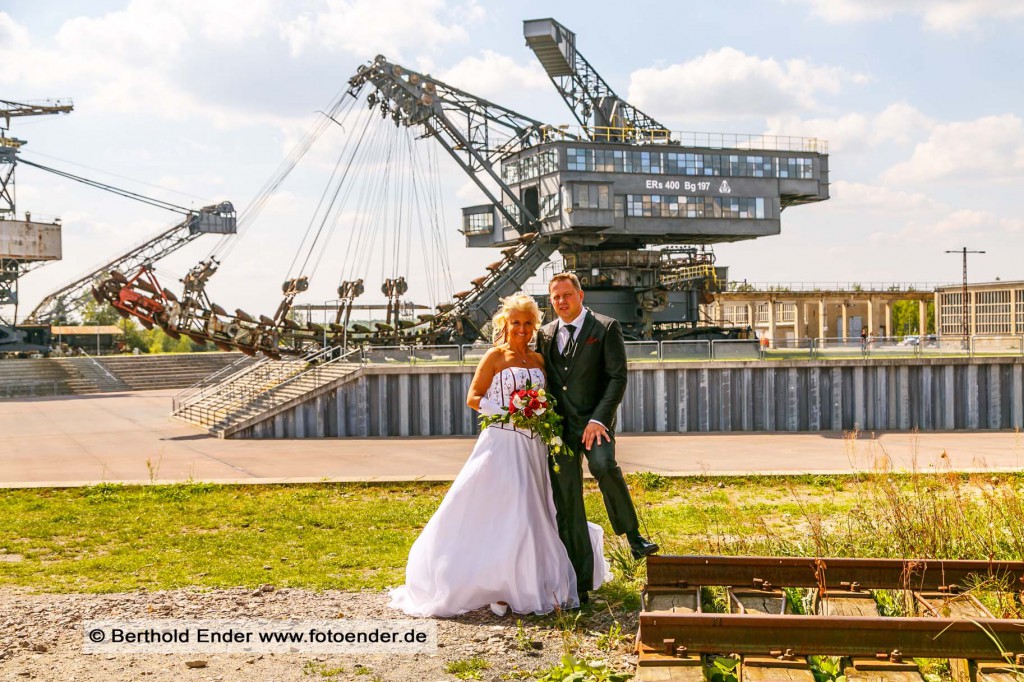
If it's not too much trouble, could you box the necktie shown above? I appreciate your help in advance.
[562,323,577,358]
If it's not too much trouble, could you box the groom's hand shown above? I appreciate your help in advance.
[582,421,610,451]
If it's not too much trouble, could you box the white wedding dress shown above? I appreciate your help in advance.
[388,366,610,617]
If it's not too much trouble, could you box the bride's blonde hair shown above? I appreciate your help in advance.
[491,293,542,345]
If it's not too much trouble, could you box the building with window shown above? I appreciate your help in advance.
[935,281,1024,337]
[703,285,934,345]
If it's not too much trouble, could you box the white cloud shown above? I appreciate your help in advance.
[0,11,30,49]
[438,50,548,102]
[281,0,481,59]
[766,113,871,153]
[883,114,1024,183]
[791,0,1024,32]
[0,0,484,129]
[766,103,934,153]
[627,48,867,123]
[831,180,939,212]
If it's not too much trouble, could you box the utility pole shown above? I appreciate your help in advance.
[945,247,985,345]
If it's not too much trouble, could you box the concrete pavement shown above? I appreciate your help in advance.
[1,389,1022,488]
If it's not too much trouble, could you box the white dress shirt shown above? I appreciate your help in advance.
[555,308,607,430]
[557,308,588,354]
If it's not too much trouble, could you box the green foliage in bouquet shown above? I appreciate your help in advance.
[479,381,575,472]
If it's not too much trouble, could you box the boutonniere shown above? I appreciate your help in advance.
[585,336,599,345]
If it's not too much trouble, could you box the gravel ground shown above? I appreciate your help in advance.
[0,587,638,681]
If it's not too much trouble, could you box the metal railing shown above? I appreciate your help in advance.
[177,347,362,433]
[172,346,336,424]
[172,353,257,412]
[539,125,828,153]
[340,335,1024,366]
[725,281,951,293]
[169,333,1024,423]
[75,349,124,388]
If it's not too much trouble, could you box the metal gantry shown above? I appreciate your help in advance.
[90,16,830,358]
[524,18,671,139]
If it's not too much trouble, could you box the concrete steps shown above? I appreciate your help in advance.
[95,353,244,391]
[0,359,72,398]
[53,357,128,394]
[171,351,362,437]
[0,352,245,398]
[211,362,362,437]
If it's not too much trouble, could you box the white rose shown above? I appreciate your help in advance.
[551,435,563,447]
[534,406,546,416]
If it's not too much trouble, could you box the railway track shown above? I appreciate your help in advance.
[637,555,1024,682]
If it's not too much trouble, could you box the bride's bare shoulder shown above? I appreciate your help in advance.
[478,346,508,372]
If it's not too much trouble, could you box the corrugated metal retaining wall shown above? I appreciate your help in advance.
[233,358,1024,438]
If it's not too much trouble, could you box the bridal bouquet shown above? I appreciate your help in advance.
[479,382,574,472]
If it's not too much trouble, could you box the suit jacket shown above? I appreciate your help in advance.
[537,309,628,433]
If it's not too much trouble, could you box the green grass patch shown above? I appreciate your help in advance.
[445,656,490,679]
[2,470,1023,594]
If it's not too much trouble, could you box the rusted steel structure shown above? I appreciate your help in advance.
[636,555,1024,682]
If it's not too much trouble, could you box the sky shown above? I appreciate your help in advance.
[3,0,1024,319]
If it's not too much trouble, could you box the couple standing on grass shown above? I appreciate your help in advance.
[388,272,658,618]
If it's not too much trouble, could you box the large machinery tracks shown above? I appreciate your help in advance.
[637,555,1024,682]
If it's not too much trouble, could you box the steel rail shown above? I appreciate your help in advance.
[646,555,1024,591]
[638,613,1024,660]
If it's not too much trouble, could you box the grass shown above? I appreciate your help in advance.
[444,656,490,679]
[2,468,1024,593]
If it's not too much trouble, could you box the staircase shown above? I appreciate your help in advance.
[0,359,72,398]
[95,352,245,391]
[0,352,247,399]
[171,347,363,437]
[53,356,129,393]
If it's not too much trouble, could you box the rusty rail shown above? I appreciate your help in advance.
[646,555,1024,592]
[637,555,1024,682]
[639,613,1024,660]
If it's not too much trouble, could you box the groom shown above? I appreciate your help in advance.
[537,273,658,602]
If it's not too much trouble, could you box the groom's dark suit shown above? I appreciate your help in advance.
[537,309,639,593]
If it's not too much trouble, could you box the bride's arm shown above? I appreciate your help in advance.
[466,348,501,412]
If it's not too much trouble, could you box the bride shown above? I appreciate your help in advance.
[388,294,608,618]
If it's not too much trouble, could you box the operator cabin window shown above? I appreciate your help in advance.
[571,184,610,210]
[463,211,493,235]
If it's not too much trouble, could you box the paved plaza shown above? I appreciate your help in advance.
[1,389,1021,488]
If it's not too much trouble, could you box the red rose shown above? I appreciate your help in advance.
[509,404,518,414]
[523,408,534,417]
[529,398,541,410]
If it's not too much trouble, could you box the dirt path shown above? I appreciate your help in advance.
[0,587,637,681]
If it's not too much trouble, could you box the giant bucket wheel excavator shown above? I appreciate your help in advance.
[78,17,829,359]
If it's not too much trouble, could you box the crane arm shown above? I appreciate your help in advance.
[348,55,577,230]
[524,18,669,139]
[0,98,74,131]
[26,202,235,324]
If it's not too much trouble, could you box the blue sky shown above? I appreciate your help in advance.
[3,0,1024,316]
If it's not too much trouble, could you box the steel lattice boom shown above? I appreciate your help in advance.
[524,19,669,139]
[27,202,236,325]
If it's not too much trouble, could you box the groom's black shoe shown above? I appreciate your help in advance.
[627,533,659,560]
[578,591,589,605]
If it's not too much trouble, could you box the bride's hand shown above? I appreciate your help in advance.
[478,398,507,416]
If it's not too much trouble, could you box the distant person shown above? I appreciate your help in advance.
[860,327,869,352]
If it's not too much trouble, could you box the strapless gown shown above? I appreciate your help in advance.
[388,366,610,617]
